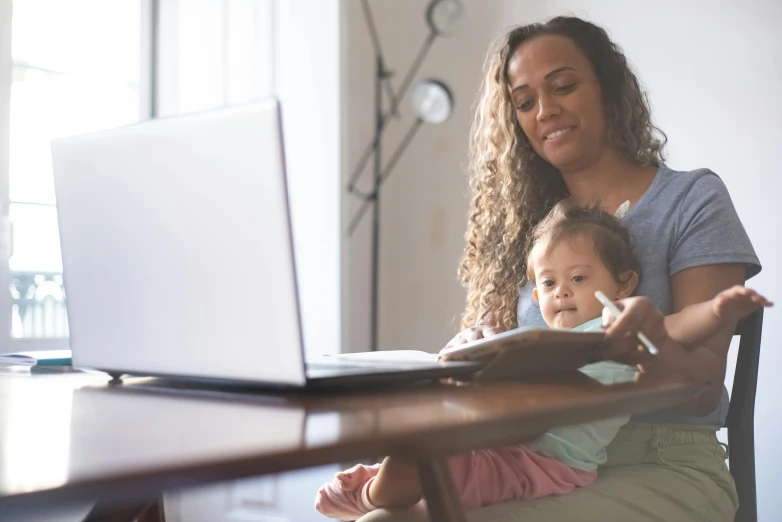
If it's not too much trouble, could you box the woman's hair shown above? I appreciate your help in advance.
[525,199,641,287]
[459,16,665,330]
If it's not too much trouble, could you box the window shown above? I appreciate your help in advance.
[8,0,145,339]
[157,0,275,117]
[3,0,275,344]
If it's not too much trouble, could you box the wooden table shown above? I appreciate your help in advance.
[0,368,702,522]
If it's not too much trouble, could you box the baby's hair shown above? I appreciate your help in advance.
[526,199,641,287]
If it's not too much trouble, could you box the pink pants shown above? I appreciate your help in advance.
[448,445,596,509]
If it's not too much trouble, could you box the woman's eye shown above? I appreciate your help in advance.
[516,98,535,112]
[554,83,577,94]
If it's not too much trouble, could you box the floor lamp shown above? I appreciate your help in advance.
[347,0,464,352]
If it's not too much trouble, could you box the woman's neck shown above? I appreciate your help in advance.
[560,152,657,213]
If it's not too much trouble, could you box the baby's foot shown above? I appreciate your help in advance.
[315,463,381,520]
[335,463,381,492]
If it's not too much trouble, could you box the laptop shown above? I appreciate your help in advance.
[50,100,480,389]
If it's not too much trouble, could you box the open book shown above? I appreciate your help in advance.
[321,350,440,364]
[322,327,608,368]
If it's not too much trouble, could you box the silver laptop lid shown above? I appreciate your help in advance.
[52,100,306,385]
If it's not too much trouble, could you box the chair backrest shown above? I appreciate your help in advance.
[724,308,764,522]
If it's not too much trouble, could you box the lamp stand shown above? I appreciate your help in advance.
[370,53,385,353]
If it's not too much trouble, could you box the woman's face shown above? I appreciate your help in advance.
[506,34,608,172]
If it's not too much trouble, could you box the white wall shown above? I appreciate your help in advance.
[344,0,782,519]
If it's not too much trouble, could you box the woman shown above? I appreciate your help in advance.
[361,15,760,522]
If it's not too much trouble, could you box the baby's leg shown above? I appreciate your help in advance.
[316,446,596,518]
[368,457,422,508]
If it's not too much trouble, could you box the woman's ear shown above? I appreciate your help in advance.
[533,288,539,302]
[617,271,639,298]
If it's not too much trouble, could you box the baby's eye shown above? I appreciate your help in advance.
[542,280,555,288]
[572,275,586,283]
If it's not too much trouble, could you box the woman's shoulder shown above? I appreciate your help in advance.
[655,165,728,197]
[651,164,760,277]
[638,165,733,217]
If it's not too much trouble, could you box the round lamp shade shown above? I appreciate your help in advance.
[426,0,464,38]
[410,79,453,124]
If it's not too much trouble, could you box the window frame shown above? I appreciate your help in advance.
[0,0,156,350]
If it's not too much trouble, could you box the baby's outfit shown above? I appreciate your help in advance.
[315,317,636,520]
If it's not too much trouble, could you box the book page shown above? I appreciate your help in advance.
[315,350,439,365]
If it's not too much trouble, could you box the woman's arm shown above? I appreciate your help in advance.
[603,263,747,416]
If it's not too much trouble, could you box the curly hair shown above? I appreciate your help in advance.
[458,16,666,330]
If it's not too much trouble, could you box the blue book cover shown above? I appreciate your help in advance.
[0,350,72,367]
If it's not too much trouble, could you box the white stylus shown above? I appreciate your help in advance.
[594,290,658,355]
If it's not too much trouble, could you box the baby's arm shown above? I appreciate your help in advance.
[664,286,772,347]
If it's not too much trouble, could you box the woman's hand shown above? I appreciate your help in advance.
[441,325,504,351]
[602,296,704,382]
[601,296,673,370]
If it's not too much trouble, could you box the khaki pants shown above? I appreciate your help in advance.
[358,423,738,522]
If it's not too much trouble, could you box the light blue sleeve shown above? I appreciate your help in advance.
[526,415,629,471]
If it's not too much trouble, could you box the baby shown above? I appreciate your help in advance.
[315,199,772,520]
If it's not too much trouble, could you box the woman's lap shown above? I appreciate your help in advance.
[357,423,737,522]
[358,464,734,522]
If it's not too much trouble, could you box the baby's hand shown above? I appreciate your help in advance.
[712,286,773,322]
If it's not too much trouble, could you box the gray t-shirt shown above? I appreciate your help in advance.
[517,165,761,426]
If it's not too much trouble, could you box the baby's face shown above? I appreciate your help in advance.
[529,237,623,329]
